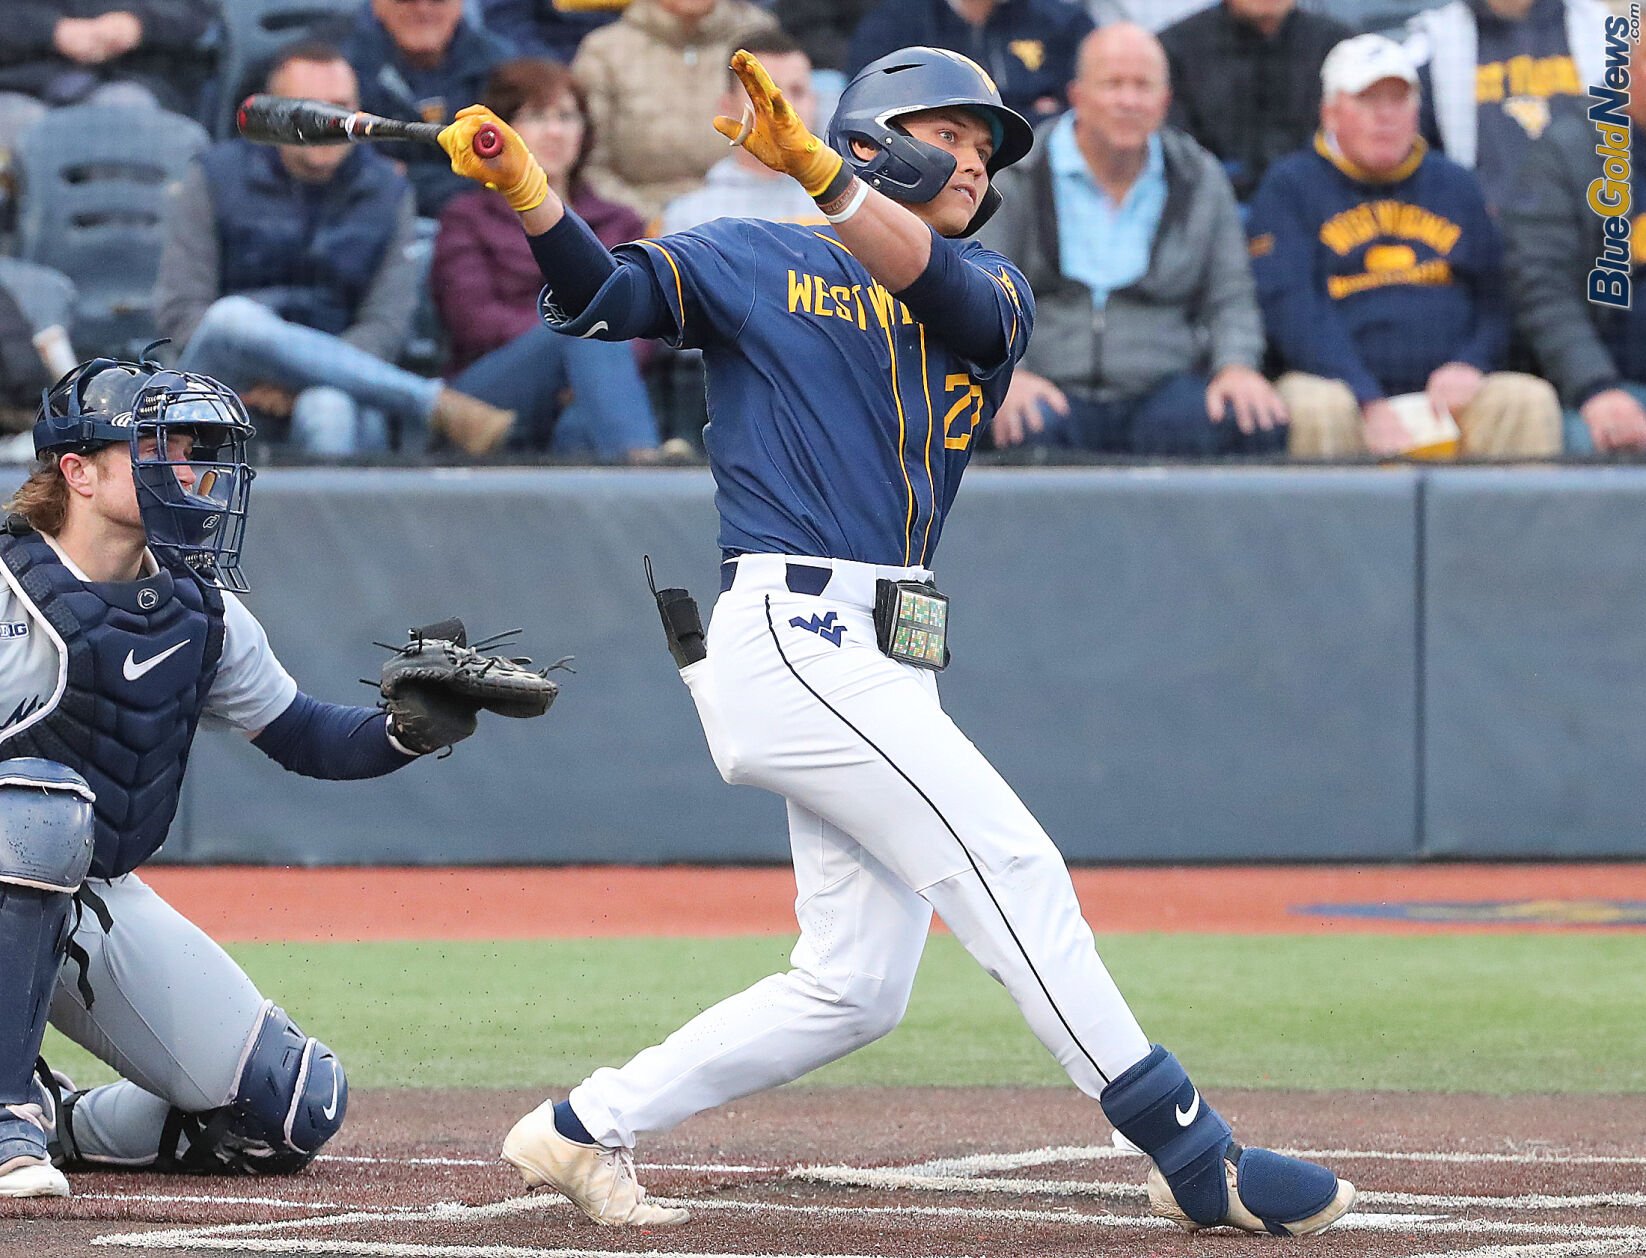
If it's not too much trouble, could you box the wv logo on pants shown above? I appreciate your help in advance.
[790,610,847,646]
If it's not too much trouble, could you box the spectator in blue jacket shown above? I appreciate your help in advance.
[153,41,515,457]
[478,0,622,63]
[847,0,1093,119]
[1248,33,1559,457]
[342,0,514,216]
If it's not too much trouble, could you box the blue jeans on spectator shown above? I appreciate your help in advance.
[1561,382,1646,455]
[179,296,437,455]
[1029,371,1286,455]
[452,322,658,459]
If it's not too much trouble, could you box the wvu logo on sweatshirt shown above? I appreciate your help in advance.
[1318,201,1464,299]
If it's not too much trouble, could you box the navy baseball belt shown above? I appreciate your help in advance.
[720,555,950,671]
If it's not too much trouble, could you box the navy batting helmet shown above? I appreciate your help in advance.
[827,47,1034,237]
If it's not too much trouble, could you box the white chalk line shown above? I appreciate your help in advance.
[88,1140,1646,1256]
[77,1192,366,1210]
[1403,1243,1646,1258]
[321,1155,774,1174]
[794,1166,1646,1212]
[897,1143,1646,1174]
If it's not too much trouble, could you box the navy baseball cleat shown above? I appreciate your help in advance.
[1101,1046,1356,1237]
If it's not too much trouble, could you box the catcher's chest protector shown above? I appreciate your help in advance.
[0,529,225,878]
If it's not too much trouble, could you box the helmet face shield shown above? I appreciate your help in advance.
[827,47,1035,237]
[129,371,256,592]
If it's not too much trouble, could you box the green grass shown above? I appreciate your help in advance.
[43,932,1646,1095]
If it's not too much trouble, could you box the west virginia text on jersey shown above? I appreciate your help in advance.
[548,219,1032,569]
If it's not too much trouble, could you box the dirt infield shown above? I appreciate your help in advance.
[7,864,1643,1257]
[7,1086,1646,1258]
[140,862,1646,941]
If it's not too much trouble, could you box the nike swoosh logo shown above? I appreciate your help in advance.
[122,640,189,682]
[1175,1090,1200,1127]
[577,321,610,339]
[321,1070,340,1121]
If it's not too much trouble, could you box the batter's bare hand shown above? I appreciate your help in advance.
[438,105,548,213]
[1580,387,1646,453]
[1206,365,1287,435]
[713,50,843,197]
[994,369,1068,449]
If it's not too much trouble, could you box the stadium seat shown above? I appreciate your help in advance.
[13,106,210,358]
[211,0,364,139]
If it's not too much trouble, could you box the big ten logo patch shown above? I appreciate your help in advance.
[0,622,28,640]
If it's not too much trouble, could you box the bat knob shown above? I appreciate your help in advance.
[472,124,503,159]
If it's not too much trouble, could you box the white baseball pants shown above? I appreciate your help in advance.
[569,554,1150,1148]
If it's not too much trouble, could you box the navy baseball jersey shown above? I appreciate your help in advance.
[547,219,1033,567]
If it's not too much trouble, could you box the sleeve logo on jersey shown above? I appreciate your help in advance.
[0,622,29,639]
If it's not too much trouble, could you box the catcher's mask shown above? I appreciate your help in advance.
[827,46,1034,238]
[127,369,256,593]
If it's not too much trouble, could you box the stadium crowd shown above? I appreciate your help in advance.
[0,0,1634,461]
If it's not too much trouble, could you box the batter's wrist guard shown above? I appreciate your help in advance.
[812,164,855,210]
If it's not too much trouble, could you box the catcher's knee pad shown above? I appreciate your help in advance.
[0,759,96,894]
[159,1001,346,1175]
[1100,1045,1344,1236]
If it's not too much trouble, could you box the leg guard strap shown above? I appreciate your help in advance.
[1100,1045,1232,1226]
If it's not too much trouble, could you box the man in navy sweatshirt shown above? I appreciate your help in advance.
[1247,33,1559,458]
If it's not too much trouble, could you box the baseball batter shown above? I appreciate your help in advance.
[439,47,1357,1238]
[0,359,553,1198]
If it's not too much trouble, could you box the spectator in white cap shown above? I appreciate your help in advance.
[1245,33,1560,459]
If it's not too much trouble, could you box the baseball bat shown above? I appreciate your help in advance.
[237,95,503,158]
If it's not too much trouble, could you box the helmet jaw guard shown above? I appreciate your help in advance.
[129,371,256,593]
[827,47,1034,238]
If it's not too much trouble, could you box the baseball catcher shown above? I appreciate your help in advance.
[0,357,558,1198]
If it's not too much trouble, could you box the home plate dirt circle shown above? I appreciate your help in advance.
[9,1086,1646,1258]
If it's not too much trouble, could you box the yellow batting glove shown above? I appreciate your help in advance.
[438,105,549,213]
[712,50,845,199]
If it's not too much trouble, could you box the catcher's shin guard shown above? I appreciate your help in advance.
[1100,1046,1355,1237]
[0,760,94,1173]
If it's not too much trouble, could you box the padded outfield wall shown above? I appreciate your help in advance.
[7,464,1644,864]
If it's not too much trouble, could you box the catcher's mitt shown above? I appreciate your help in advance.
[378,618,563,755]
